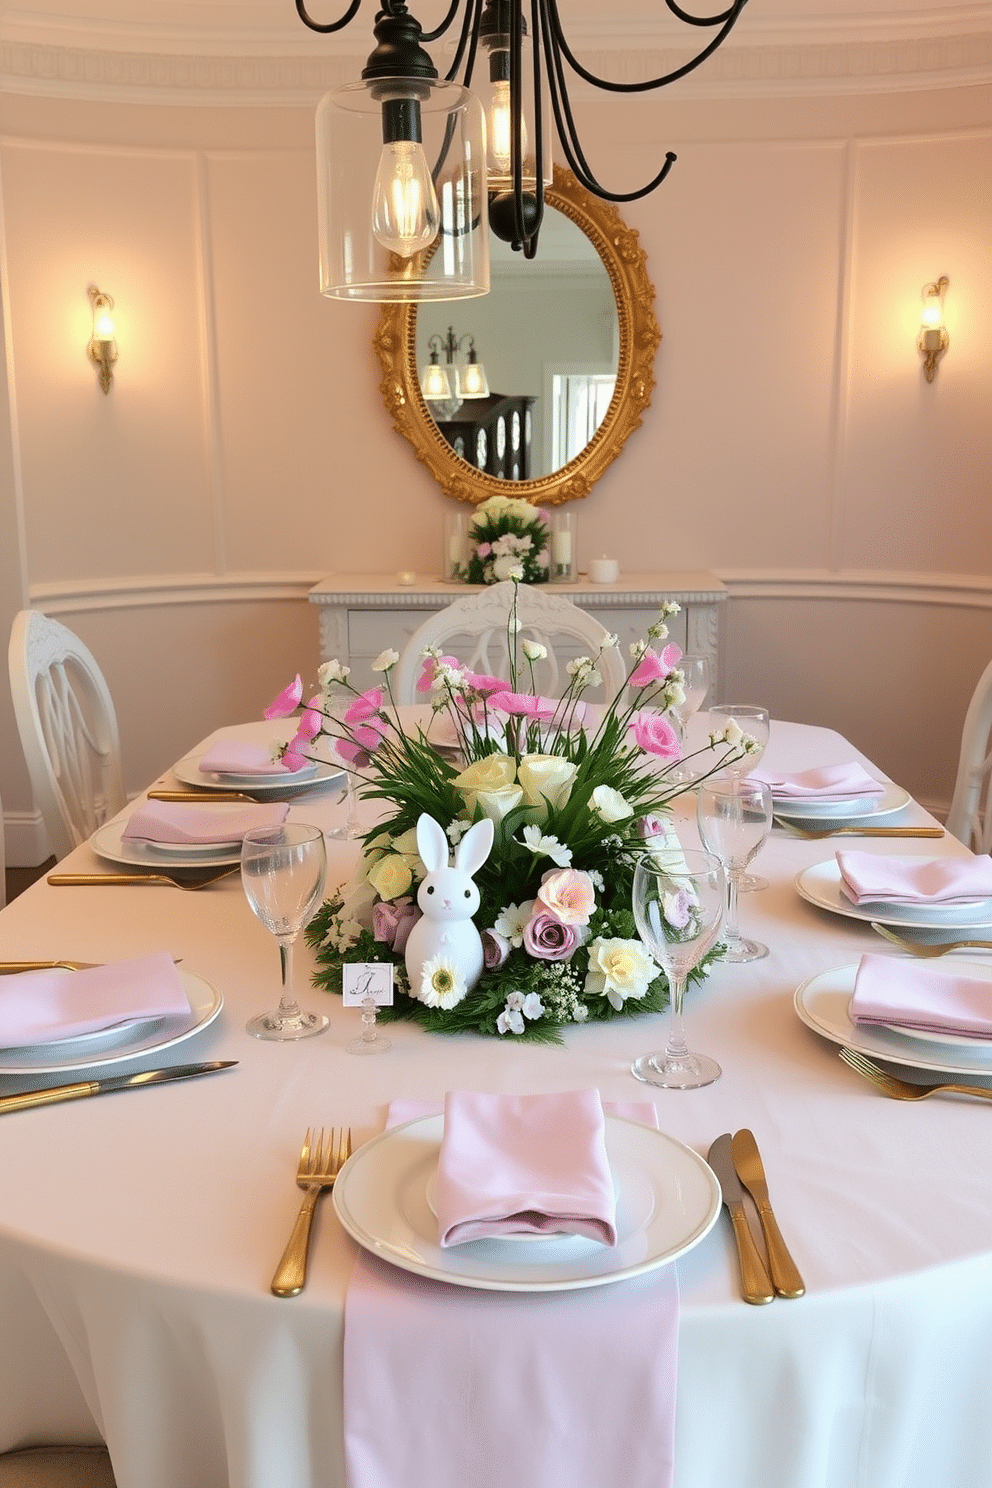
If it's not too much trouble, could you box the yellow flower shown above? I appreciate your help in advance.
[517,754,577,819]
[367,853,414,902]
[583,937,655,1011]
[454,755,520,821]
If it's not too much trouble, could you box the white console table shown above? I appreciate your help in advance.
[308,573,726,694]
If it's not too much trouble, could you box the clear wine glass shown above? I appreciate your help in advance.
[631,845,726,1090]
[697,778,773,963]
[708,703,770,889]
[241,822,329,1041]
[669,654,710,783]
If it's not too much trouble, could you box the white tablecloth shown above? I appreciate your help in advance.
[2,717,992,1488]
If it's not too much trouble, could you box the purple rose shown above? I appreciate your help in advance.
[482,929,511,970]
[523,910,581,962]
[372,896,419,952]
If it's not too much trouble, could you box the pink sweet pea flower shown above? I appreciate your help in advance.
[345,688,383,725]
[487,690,557,721]
[416,655,459,693]
[280,749,308,772]
[264,674,303,719]
[628,710,681,760]
[295,707,324,745]
[660,643,683,673]
[466,672,506,696]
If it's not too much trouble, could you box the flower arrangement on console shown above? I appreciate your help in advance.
[462,495,549,585]
[266,581,754,1042]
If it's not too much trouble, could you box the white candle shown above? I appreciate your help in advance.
[551,531,572,566]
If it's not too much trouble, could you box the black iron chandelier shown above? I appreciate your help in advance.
[296,0,748,302]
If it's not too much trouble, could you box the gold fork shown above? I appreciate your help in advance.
[839,1047,992,1102]
[271,1127,352,1297]
[47,868,239,891]
[870,922,992,957]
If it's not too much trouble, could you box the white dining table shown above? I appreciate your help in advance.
[2,714,992,1488]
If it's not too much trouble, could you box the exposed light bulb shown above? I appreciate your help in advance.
[920,294,943,329]
[371,139,441,258]
[93,307,116,341]
[487,78,527,178]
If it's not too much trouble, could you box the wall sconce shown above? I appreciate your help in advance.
[87,285,118,394]
[419,324,490,407]
[918,276,949,383]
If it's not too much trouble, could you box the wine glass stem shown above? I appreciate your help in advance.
[277,936,303,1020]
[665,974,690,1060]
[725,873,742,942]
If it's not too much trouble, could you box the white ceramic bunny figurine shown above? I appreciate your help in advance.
[404,812,495,1003]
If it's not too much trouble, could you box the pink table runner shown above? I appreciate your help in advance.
[343,1097,679,1488]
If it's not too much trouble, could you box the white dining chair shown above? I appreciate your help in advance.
[0,1446,117,1486]
[393,581,627,704]
[945,656,992,854]
[7,610,126,862]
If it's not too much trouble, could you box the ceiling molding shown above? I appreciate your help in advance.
[2,19,991,105]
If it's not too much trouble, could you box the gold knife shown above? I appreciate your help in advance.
[774,820,943,838]
[0,1061,237,1115]
[0,960,102,973]
[731,1129,805,1298]
[706,1134,774,1304]
[147,790,257,803]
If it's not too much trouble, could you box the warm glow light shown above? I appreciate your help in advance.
[920,293,943,329]
[487,79,527,177]
[457,357,489,399]
[917,275,949,383]
[371,139,441,258]
[421,358,453,401]
[93,306,116,341]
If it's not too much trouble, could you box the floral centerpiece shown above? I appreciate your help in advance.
[462,495,549,585]
[266,581,753,1042]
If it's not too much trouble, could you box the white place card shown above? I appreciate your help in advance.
[342,962,395,1008]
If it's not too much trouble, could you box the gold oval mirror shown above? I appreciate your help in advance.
[373,164,660,506]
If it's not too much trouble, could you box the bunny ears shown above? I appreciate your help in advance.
[416,813,494,877]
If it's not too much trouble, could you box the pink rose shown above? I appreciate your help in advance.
[264,674,303,719]
[482,929,511,970]
[537,867,596,926]
[476,541,492,557]
[372,897,419,953]
[523,910,581,961]
[628,710,681,760]
[629,649,670,689]
[637,814,668,839]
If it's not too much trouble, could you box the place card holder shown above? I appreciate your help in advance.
[343,962,393,1055]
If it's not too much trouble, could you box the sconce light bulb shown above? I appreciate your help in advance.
[421,359,453,401]
[93,308,116,341]
[920,296,942,329]
[371,139,441,258]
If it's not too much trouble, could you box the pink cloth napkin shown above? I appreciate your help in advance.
[343,1098,679,1488]
[122,800,289,846]
[0,951,190,1047]
[752,764,885,800]
[836,851,992,907]
[198,740,304,775]
[850,952,992,1038]
[435,1089,617,1246]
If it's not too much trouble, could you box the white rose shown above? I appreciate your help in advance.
[317,659,350,685]
[367,853,414,902]
[583,937,655,1011]
[590,784,633,823]
[517,754,577,818]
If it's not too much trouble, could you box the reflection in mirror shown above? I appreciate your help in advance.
[416,214,619,481]
[374,165,659,507]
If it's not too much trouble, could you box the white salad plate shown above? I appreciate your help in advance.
[795,859,992,930]
[91,822,242,870]
[332,1113,721,1292]
[173,753,344,794]
[0,970,223,1075]
[772,782,910,823]
[794,964,992,1076]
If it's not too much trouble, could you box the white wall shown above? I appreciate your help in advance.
[0,55,989,861]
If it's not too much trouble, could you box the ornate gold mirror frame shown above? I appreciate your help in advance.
[373,165,660,507]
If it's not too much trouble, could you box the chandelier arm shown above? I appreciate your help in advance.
[294,0,363,33]
[543,25,677,202]
[439,0,483,84]
[543,0,746,92]
[420,0,470,45]
[664,0,744,27]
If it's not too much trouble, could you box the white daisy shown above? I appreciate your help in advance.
[419,954,468,1010]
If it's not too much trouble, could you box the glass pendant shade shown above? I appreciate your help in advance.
[477,8,553,195]
[421,355,454,401]
[315,78,490,302]
[456,349,489,399]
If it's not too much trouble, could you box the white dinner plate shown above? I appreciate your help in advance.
[173,752,344,795]
[332,1113,721,1292]
[795,859,992,930]
[91,821,242,870]
[0,970,223,1075]
[773,782,910,823]
[794,964,992,1076]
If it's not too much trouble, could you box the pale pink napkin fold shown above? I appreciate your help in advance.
[753,764,884,800]
[343,1097,679,1488]
[0,951,190,1047]
[198,740,303,775]
[123,800,289,845]
[836,851,992,907]
[850,952,992,1038]
[435,1088,617,1246]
